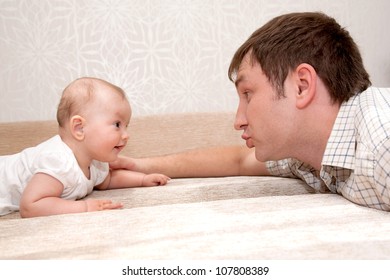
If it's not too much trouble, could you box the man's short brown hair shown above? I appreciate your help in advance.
[228,12,371,103]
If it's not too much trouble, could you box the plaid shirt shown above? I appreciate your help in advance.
[266,87,390,211]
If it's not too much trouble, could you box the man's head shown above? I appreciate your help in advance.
[228,12,371,103]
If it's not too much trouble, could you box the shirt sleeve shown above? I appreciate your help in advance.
[32,150,75,188]
[374,137,390,205]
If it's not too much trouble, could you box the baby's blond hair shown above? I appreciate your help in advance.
[57,77,126,127]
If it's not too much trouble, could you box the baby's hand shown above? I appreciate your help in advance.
[85,199,123,212]
[142,174,171,186]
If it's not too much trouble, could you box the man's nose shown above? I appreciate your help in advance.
[234,107,247,131]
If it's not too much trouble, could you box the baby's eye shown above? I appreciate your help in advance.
[114,122,121,128]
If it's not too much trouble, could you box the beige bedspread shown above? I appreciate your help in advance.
[1,176,390,259]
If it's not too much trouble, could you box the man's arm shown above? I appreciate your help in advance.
[112,145,270,178]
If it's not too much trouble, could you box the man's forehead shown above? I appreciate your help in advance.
[235,55,260,87]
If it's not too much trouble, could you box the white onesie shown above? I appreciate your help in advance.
[0,135,109,216]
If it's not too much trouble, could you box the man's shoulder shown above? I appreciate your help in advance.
[357,87,390,107]
[355,87,390,148]
[356,87,390,119]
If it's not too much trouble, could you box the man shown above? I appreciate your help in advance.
[114,12,390,211]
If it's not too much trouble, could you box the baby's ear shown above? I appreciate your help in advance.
[69,115,85,140]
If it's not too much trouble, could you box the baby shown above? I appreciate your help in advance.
[0,77,170,218]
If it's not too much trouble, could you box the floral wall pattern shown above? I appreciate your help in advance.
[1,0,389,122]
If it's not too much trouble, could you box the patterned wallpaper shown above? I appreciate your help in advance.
[1,0,389,122]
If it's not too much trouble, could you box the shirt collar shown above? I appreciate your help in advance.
[321,95,359,170]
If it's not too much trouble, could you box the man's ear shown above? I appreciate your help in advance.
[294,63,317,109]
[69,115,85,141]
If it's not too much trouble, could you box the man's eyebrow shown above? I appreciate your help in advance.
[234,75,244,88]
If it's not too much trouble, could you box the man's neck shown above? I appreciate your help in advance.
[295,103,340,171]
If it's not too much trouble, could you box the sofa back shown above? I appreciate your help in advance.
[0,112,242,157]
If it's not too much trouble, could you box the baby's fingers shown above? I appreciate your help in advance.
[101,200,123,210]
[86,199,123,211]
[158,175,171,185]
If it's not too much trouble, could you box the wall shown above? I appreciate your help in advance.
[1,0,389,122]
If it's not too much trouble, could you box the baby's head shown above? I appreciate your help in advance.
[57,77,130,128]
[57,77,131,162]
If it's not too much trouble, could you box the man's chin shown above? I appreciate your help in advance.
[254,149,273,163]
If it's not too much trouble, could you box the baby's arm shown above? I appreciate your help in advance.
[96,169,170,190]
[19,173,122,218]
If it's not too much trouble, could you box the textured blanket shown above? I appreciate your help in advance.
[1,176,389,259]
